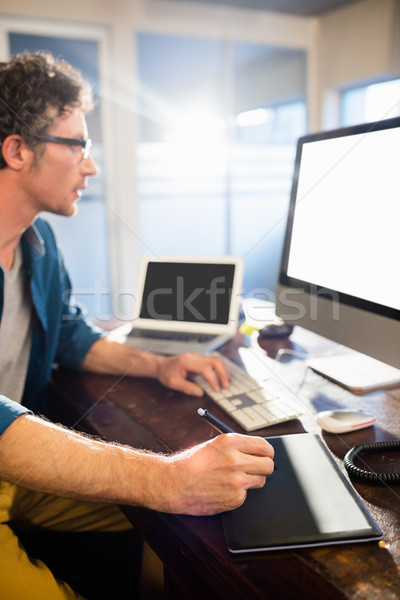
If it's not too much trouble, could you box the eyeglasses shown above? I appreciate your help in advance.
[39,135,92,159]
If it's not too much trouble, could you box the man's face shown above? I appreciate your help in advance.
[25,107,98,217]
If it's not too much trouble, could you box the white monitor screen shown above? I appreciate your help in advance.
[287,127,400,312]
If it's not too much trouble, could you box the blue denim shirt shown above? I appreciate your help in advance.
[0,218,103,424]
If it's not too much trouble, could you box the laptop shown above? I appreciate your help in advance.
[125,256,243,354]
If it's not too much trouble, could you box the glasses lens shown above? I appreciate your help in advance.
[82,139,92,159]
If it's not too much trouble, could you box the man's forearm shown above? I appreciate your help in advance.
[81,337,163,379]
[0,414,169,510]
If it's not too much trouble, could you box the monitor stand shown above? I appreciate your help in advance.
[307,349,400,395]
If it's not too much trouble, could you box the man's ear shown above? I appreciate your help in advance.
[1,135,32,170]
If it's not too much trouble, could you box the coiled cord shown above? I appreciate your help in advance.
[344,440,400,484]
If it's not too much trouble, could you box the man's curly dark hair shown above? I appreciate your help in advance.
[0,52,94,168]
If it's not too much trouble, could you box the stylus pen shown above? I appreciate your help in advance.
[197,408,277,470]
[197,407,236,433]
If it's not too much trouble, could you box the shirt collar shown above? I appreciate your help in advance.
[22,222,45,259]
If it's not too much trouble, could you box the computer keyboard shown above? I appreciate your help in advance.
[128,329,216,342]
[194,355,303,432]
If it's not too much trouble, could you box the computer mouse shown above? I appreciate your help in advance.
[316,408,376,434]
[258,322,294,339]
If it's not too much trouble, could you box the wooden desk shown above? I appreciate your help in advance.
[49,328,400,600]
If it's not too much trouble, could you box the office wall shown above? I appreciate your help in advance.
[319,0,400,89]
[317,0,400,127]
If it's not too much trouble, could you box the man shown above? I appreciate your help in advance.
[0,52,275,599]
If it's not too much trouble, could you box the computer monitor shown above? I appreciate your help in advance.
[275,116,400,393]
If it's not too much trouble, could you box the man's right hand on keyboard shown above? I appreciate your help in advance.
[156,352,230,397]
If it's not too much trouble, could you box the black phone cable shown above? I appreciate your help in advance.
[344,440,400,484]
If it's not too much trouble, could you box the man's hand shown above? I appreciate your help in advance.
[83,339,230,397]
[82,338,229,396]
[155,353,229,396]
[150,433,275,515]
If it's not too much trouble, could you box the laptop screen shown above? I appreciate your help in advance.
[139,261,236,324]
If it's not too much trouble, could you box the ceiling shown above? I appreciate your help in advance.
[158,0,364,17]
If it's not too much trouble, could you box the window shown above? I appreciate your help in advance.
[8,29,111,320]
[137,33,306,297]
[341,79,400,126]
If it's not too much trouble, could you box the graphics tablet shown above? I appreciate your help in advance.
[222,433,382,553]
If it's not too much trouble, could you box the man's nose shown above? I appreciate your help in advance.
[83,154,99,177]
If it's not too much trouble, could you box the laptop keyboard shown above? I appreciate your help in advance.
[194,356,303,432]
[128,328,216,343]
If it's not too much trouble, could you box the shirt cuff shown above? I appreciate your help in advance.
[0,395,32,436]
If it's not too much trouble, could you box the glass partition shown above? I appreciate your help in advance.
[136,32,306,297]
